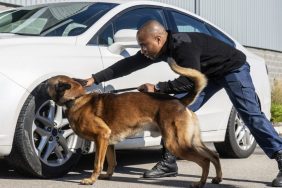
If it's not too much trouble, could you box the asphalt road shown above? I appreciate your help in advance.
[0,144,278,188]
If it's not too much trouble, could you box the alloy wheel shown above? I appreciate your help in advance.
[31,100,79,167]
[234,114,255,151]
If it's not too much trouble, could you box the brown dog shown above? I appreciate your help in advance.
[47,61,222,187]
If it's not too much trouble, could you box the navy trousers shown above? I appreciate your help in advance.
[176,63,282,158]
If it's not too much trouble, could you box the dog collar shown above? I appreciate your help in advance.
[64,95,83,109]
[65,100,75,109]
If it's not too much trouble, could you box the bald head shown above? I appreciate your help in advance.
[137,20,166,38]
[137,20,168,60]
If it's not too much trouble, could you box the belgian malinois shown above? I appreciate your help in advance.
[47,61,222,188]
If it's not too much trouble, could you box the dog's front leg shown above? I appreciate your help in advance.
[80,118,111,185]
[81,137,109,185]
[99,145,117,180]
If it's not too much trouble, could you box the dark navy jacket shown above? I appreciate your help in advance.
[92,31,246,94]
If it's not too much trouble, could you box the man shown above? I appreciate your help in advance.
[79,20,282,187]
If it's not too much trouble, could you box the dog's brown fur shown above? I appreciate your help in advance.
[47,63,222,187]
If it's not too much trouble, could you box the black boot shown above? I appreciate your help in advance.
[143,146,178,178]
[272,150,282,187]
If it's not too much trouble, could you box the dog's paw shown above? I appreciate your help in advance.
[80,178,95,185]
[211,177,222,184]
[98,174,112,180]
[190,182,205,188]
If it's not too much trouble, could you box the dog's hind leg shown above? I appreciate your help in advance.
[191,156,210,188]
[161,123,220,187]
[189,145,223,187]
[99,145,117,180]
[178,142,222,186]
[159,107,222,187]
[185,112,222,185]
[163,138,210,188]
[200,145,222,184]
[182,140,222,186]
[81,117,111,185]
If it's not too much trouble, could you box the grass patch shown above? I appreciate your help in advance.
[271,80,282,123]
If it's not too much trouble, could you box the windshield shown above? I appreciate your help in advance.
[0,9,16,18]
[0,2,117,36]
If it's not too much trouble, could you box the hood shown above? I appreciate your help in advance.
[0,35,77,47]
[0,36,78,57]
[0,33,29,39]
[0,38,100,92]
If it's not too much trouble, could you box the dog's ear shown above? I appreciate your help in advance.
[72,78,88,87]
[55,82,71,93]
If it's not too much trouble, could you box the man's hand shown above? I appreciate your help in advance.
[138,83,155,92]
[73,77,95,87]
[85,77,94,87]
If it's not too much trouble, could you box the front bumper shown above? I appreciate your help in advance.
[0,72,29,156]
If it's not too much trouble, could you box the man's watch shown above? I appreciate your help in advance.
[154,83,161,92]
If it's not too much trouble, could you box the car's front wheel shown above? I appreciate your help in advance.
[214,107,257,158]
[8,84,82,178]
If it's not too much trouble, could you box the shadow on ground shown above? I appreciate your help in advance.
[0,148,271,187]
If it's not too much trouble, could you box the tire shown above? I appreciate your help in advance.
[7,83,82,178]
[214,107,257,158]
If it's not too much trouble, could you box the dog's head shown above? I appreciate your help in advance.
[47,75,86,106]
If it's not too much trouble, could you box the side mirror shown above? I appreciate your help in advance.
[108,29,139,55]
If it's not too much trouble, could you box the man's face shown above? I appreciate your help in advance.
[137,33,163,60]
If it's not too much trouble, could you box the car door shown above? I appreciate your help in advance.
[91,6,179,91]
[167,9,233,133]
[87,6,180,140]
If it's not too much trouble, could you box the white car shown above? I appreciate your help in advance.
[0,1,271,178]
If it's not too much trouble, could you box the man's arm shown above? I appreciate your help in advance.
[92,51,156,84]
[156,43,201,94]
[157,76,195,94]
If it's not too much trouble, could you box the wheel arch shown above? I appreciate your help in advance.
[7,72,77,153]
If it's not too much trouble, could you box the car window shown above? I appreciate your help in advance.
[43,3,116,36]
[170,11,210,34]
[114,8,166,32]
[94,7,167,46]
[98,23,114,46]
[0,2,117,36]
[207,25,235,47]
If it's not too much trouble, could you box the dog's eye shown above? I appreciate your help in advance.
[56,82,71,92]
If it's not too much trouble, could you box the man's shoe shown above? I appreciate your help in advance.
[143,147,178,178]
[272,150,282,187]
[272,171,282,187]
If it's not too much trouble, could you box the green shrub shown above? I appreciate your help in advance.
[271,79,282,122]
[271,103,282,123]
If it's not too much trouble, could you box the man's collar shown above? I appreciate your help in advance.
[158,30,173,59]
[166,30,174,55]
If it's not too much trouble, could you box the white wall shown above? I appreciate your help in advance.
[199,0,282,52]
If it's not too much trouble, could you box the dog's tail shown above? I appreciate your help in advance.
[168,58,207,106]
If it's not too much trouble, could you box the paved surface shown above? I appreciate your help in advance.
[0,144,278,188]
